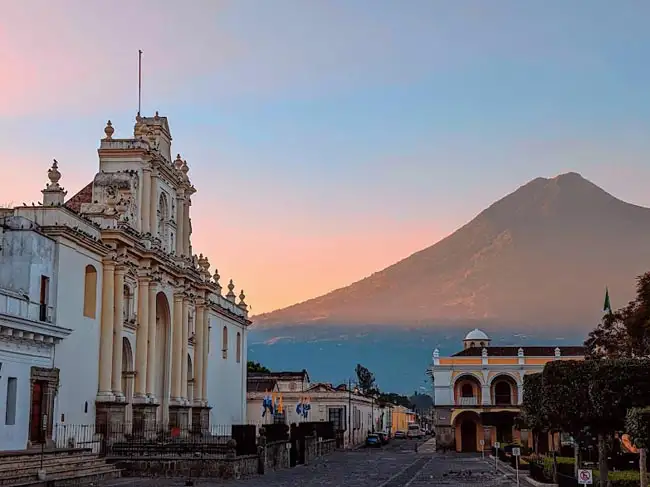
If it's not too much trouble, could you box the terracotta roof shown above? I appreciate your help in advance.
[452,346,586,357]
[65,182,93,213]
[247,378,277,392]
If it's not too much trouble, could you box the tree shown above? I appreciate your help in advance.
[377,392,411,408]
[586,272,650,359]
[626,407,650,487]
[520,373,546,453]
[247,361,270,373]
[355,364,377,395]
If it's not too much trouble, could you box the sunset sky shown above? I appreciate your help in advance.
[2,1,650,314]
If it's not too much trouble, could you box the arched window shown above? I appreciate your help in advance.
[222,326,228,359]
[83,265,97,318]
[470,341,475,348]
[461,383,474,398]
[236,332,242,363]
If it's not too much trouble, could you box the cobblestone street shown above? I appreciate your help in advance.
[101,439,517,487]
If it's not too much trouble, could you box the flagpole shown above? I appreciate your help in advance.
[138,50,143,116]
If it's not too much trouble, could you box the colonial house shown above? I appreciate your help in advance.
[430,329,585,453]
[246,372,380,448]
[0,113,251,451]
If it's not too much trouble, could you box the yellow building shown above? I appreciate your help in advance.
[430,329,585,452]
[391,405,416,435]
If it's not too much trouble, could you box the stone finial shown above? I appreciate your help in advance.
[481,347,488,358]
[238,290,248,311]
[432,349,439,359]
[174,154,183,170]
[226,279,236,301]
[212,268,221,285]
[181,160,189,180]
[517,347,524,357]
[154,111,160,120]
[104,120,114,140]
[47,160,62,188]
[42,159,67,206]
[554,347,561,358]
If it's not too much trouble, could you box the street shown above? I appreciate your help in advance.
[101,439,518,487]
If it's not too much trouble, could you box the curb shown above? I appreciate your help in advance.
[490,455,558,487]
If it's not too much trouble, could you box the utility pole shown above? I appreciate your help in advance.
[348,378,352,446]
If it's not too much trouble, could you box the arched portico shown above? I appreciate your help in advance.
[155,291,172,422]
[454,411,482,452]
[453,374,483,406]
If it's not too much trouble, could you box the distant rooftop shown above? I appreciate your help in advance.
[452,346,586,357]
[248,370,310,381]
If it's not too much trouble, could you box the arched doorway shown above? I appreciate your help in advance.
[155,292,171,422]
[121,337,134,427]
[454,411,482,453]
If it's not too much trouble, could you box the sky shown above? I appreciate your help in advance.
[2,1,650,314]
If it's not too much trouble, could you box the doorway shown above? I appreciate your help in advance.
[460,420,477,452]
[29,380,46,443]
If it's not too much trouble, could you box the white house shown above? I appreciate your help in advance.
[0,113,251,451]
[246,372,380,448]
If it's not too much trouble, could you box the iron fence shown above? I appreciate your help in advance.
[53,423,255,458]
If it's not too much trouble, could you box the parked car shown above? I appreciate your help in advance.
[377,431,389,444]
[394,430,406,439]
[407,424,423,439]
[366,434,382,448]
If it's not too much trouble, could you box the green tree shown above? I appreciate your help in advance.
[586,272,650,359]
[626,407,650,487]
[247,361,270,373]
[520,373,546,453]
[377,392,411,408]
[355,364,377,395]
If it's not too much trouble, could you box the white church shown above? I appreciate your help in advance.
[0,113,251,451]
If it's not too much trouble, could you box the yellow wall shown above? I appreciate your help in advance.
[391,408,415,434]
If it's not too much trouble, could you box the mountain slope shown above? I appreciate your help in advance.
[254,172,650,329]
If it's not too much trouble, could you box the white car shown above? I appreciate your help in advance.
[406,424,423,439]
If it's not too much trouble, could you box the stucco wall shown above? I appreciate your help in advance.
[0,340,53,450]
[52,241,103,426]
[206,313,247,426]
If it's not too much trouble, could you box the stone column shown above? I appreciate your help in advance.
[183,199,191,256]
[202,309,209,404]
[171,292,183,402]
[175,194,184,256]
[142,166,152,234]
[181,297,189,402]
[97,261,115,400]
[194,303,204,404]
[112,266,126,400]
[149,170,158,238]
[134,277,149,399]
[146,281,158,401]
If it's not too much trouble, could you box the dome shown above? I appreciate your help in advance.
[464,328,490,341]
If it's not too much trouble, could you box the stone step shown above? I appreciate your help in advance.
[1,464,120,487]
[0,454,101,474]
[0,449,93,465]
[0,458,107,479]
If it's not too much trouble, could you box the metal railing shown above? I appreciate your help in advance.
[456,397,479,406]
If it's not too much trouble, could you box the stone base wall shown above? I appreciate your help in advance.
[264,441,290,471]
[113,456,259,480]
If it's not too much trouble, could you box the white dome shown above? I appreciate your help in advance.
[464,328,490,341]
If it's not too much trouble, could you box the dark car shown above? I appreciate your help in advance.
[366,434,382,448]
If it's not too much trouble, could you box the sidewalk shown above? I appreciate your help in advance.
[417,437,437,453]
[491,455,557,487]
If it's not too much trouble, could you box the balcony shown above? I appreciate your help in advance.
[0,291,54,324]
[456,396,479,406]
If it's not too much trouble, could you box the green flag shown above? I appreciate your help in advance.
[603,287,612,314]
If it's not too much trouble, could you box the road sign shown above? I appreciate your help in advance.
[495,442,501,449]
[578,469,593,485]
[480,439,485,446]
[512,447,521,456]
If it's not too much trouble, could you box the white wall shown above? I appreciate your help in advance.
[206,313,246,426]
[52,241,103,426]
[0,341,53,450]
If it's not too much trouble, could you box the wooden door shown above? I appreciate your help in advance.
[29,381,45,443]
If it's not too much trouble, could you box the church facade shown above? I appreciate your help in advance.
[0,114,251,451]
